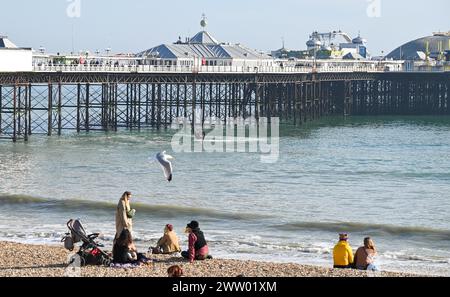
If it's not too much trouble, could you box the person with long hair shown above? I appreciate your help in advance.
[112,228,150,265]
[113,228,135,263]
[354,237,379,271]
[115,191,135,240]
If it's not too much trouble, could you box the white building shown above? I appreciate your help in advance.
[0,36,32,72]
[137,16,274,70]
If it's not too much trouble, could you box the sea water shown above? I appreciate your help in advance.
[0,116,449,276]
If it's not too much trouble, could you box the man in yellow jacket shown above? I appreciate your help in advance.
[333,233,354,268]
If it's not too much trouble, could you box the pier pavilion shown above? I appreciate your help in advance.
[136,16,274,70]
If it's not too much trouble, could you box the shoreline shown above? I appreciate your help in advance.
[0,241,424,277]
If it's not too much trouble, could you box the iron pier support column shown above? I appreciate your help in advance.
[191,80,197,134]
[0,85,2,135]
[76,83,81,133]
[47,83,53,136]
[24,85,29,141]
[27,84,32,136]
[85,83,90,132]
[57,83,62,136]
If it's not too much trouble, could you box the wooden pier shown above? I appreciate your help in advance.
[0,71,449,141]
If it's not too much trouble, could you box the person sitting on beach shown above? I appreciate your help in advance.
[333,233,354,269]
[112,228,149,265]
[167,265,183,277]
[115,191,135,241]
[181,221,211,263]
[354,237,379,271]
[151,224,181,254]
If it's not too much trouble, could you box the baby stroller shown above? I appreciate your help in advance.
[61,219,112,267]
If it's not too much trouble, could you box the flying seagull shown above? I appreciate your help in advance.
[155,151,174,182]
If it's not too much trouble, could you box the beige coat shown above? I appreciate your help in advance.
[115,198,132,238]
[157,231,181,254]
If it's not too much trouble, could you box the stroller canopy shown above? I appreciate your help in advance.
[67,219,88,243]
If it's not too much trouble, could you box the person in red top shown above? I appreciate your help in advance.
[181,221,211,263]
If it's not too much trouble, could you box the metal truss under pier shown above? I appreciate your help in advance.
[0,72,449,141]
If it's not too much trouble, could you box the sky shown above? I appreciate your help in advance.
[1,0,449,56]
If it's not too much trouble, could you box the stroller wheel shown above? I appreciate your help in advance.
[102,257,111,267]
[80,256,86,267]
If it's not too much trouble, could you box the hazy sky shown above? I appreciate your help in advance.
[1,0,449,56]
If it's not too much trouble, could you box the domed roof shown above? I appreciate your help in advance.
[386,33,450,60]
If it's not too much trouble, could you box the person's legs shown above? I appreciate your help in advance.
[151,247,161,254]
[333,265,351,269]
[137,253,147,261]
[356,265,366,270]
[196,254,207,261]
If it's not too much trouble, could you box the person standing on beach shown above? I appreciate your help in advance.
[354,237,379,271]
[333,233,354,269]
[115,191,135,240]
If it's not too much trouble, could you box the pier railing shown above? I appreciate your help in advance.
[32,64,403,74]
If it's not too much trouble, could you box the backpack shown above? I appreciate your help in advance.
[62,234,75,251]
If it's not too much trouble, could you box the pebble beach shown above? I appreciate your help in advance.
[0,241,419,277]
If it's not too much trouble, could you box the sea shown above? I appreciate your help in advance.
[0,115,449,276]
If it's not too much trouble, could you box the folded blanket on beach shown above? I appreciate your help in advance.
[110,262,141,269]
[109,258,152,269]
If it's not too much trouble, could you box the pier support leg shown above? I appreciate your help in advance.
[47,84,53,136]
[157,84,162,130]
[76,84,81,133]
[24,85,29,141]
[151,84,156,126]
[191,81,196,134]
[12,85,17,142]
[58,83,62,135]
[255,84,260,121]
[138,84,142,130]
[0,85,2,135]
[27,84,32,136]
[176,84,180,119]
[85,83,90,132]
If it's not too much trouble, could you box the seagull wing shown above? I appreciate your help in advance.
[156,153,173,182]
